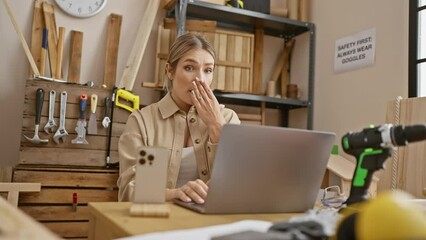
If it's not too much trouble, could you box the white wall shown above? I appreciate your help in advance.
[0,0,409,166]
[311,0,408,153]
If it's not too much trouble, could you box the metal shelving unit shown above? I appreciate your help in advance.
[169,1,316,129]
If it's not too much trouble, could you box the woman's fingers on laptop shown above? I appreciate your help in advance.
[178,180,208,204]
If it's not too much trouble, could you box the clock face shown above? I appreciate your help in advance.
[55,0,107,18]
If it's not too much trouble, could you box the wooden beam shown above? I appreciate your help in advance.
[118,0,161,91]
[103,14,123,89]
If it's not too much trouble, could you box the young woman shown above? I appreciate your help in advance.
[117,33,240,203]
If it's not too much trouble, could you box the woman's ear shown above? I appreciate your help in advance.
[165,63,173,80]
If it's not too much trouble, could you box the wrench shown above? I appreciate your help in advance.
[53,91,69,144]
[44,90,57,134]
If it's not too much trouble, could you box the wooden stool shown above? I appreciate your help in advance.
[0,182,41,206]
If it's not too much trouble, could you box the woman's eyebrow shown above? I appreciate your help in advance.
[182,58,214,65]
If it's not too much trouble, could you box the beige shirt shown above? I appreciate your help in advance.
[117,93,240,201]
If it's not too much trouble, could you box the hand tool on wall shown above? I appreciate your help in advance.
[53,91,69,144]
[118,0,160,91]
[39,28,48,76]
[88,94,98,135]
[68,30,84,84]
[24,88,48,144]
[103,13,122,89]
[115,89,139,113]
[72,94,89,144]
[44,90,57,134]
[2,0,40,76]
[106,88,117,168]
[102,96,111,128]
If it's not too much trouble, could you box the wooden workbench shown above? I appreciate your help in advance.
[88,202,297,240]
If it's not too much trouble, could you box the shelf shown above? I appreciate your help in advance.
[213,91,309,110]
[169,1,312,38]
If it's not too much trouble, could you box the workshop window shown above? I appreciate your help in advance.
[409,0,426,97]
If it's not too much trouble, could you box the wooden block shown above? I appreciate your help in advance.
[103,14,123,89]
[42,2,58,78]
[30,0,45,76]
[129,203,170,218]
[68,30,83,83]
[252,28,264,94]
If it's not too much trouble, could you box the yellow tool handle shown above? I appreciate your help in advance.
[91,94,98,114]
[115,89,140,113]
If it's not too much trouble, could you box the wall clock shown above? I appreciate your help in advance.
[54,0,107,18]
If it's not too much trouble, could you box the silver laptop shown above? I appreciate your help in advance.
[173,124,336,214]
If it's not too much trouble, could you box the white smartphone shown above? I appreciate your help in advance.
[134,146,170,204]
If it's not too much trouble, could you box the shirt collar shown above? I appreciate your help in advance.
[158,92,198,119]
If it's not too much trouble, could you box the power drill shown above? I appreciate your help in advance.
[341,123,426,205]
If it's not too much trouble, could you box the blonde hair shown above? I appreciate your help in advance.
[164,33,216,92]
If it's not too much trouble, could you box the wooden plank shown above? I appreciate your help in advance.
[233,35,243,91]
[18,148,119,166]
[2,0,40,76]
[19,188,118,204]
[56,27,65,79]
[43,221,89,239]
[68,30,84,83]
[118,0,161,91]
[153,25,166,88]
[20,205,90,221]
[281,40,294,97]
[42,2,58,78]
[252,28,264,94]
[14,166,119,173]
[217,33,227,90]
[13,170,118,188]
[30,0,45,76]
[0,197,59,240]
[237,113,262,121]
[0,182,41,192]
[240,36,249,92]
[163,18,217,32]
[103,14,123,89]
[162,0,176,10]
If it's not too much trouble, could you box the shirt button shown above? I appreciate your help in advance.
[195,139,201,144]
[167,181,173,187]
[190,118,196,123]
[201,170,208,175]
[207,146,211,152]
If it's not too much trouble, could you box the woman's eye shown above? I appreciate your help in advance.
[205,68,213,73]
[184,66,194,71]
